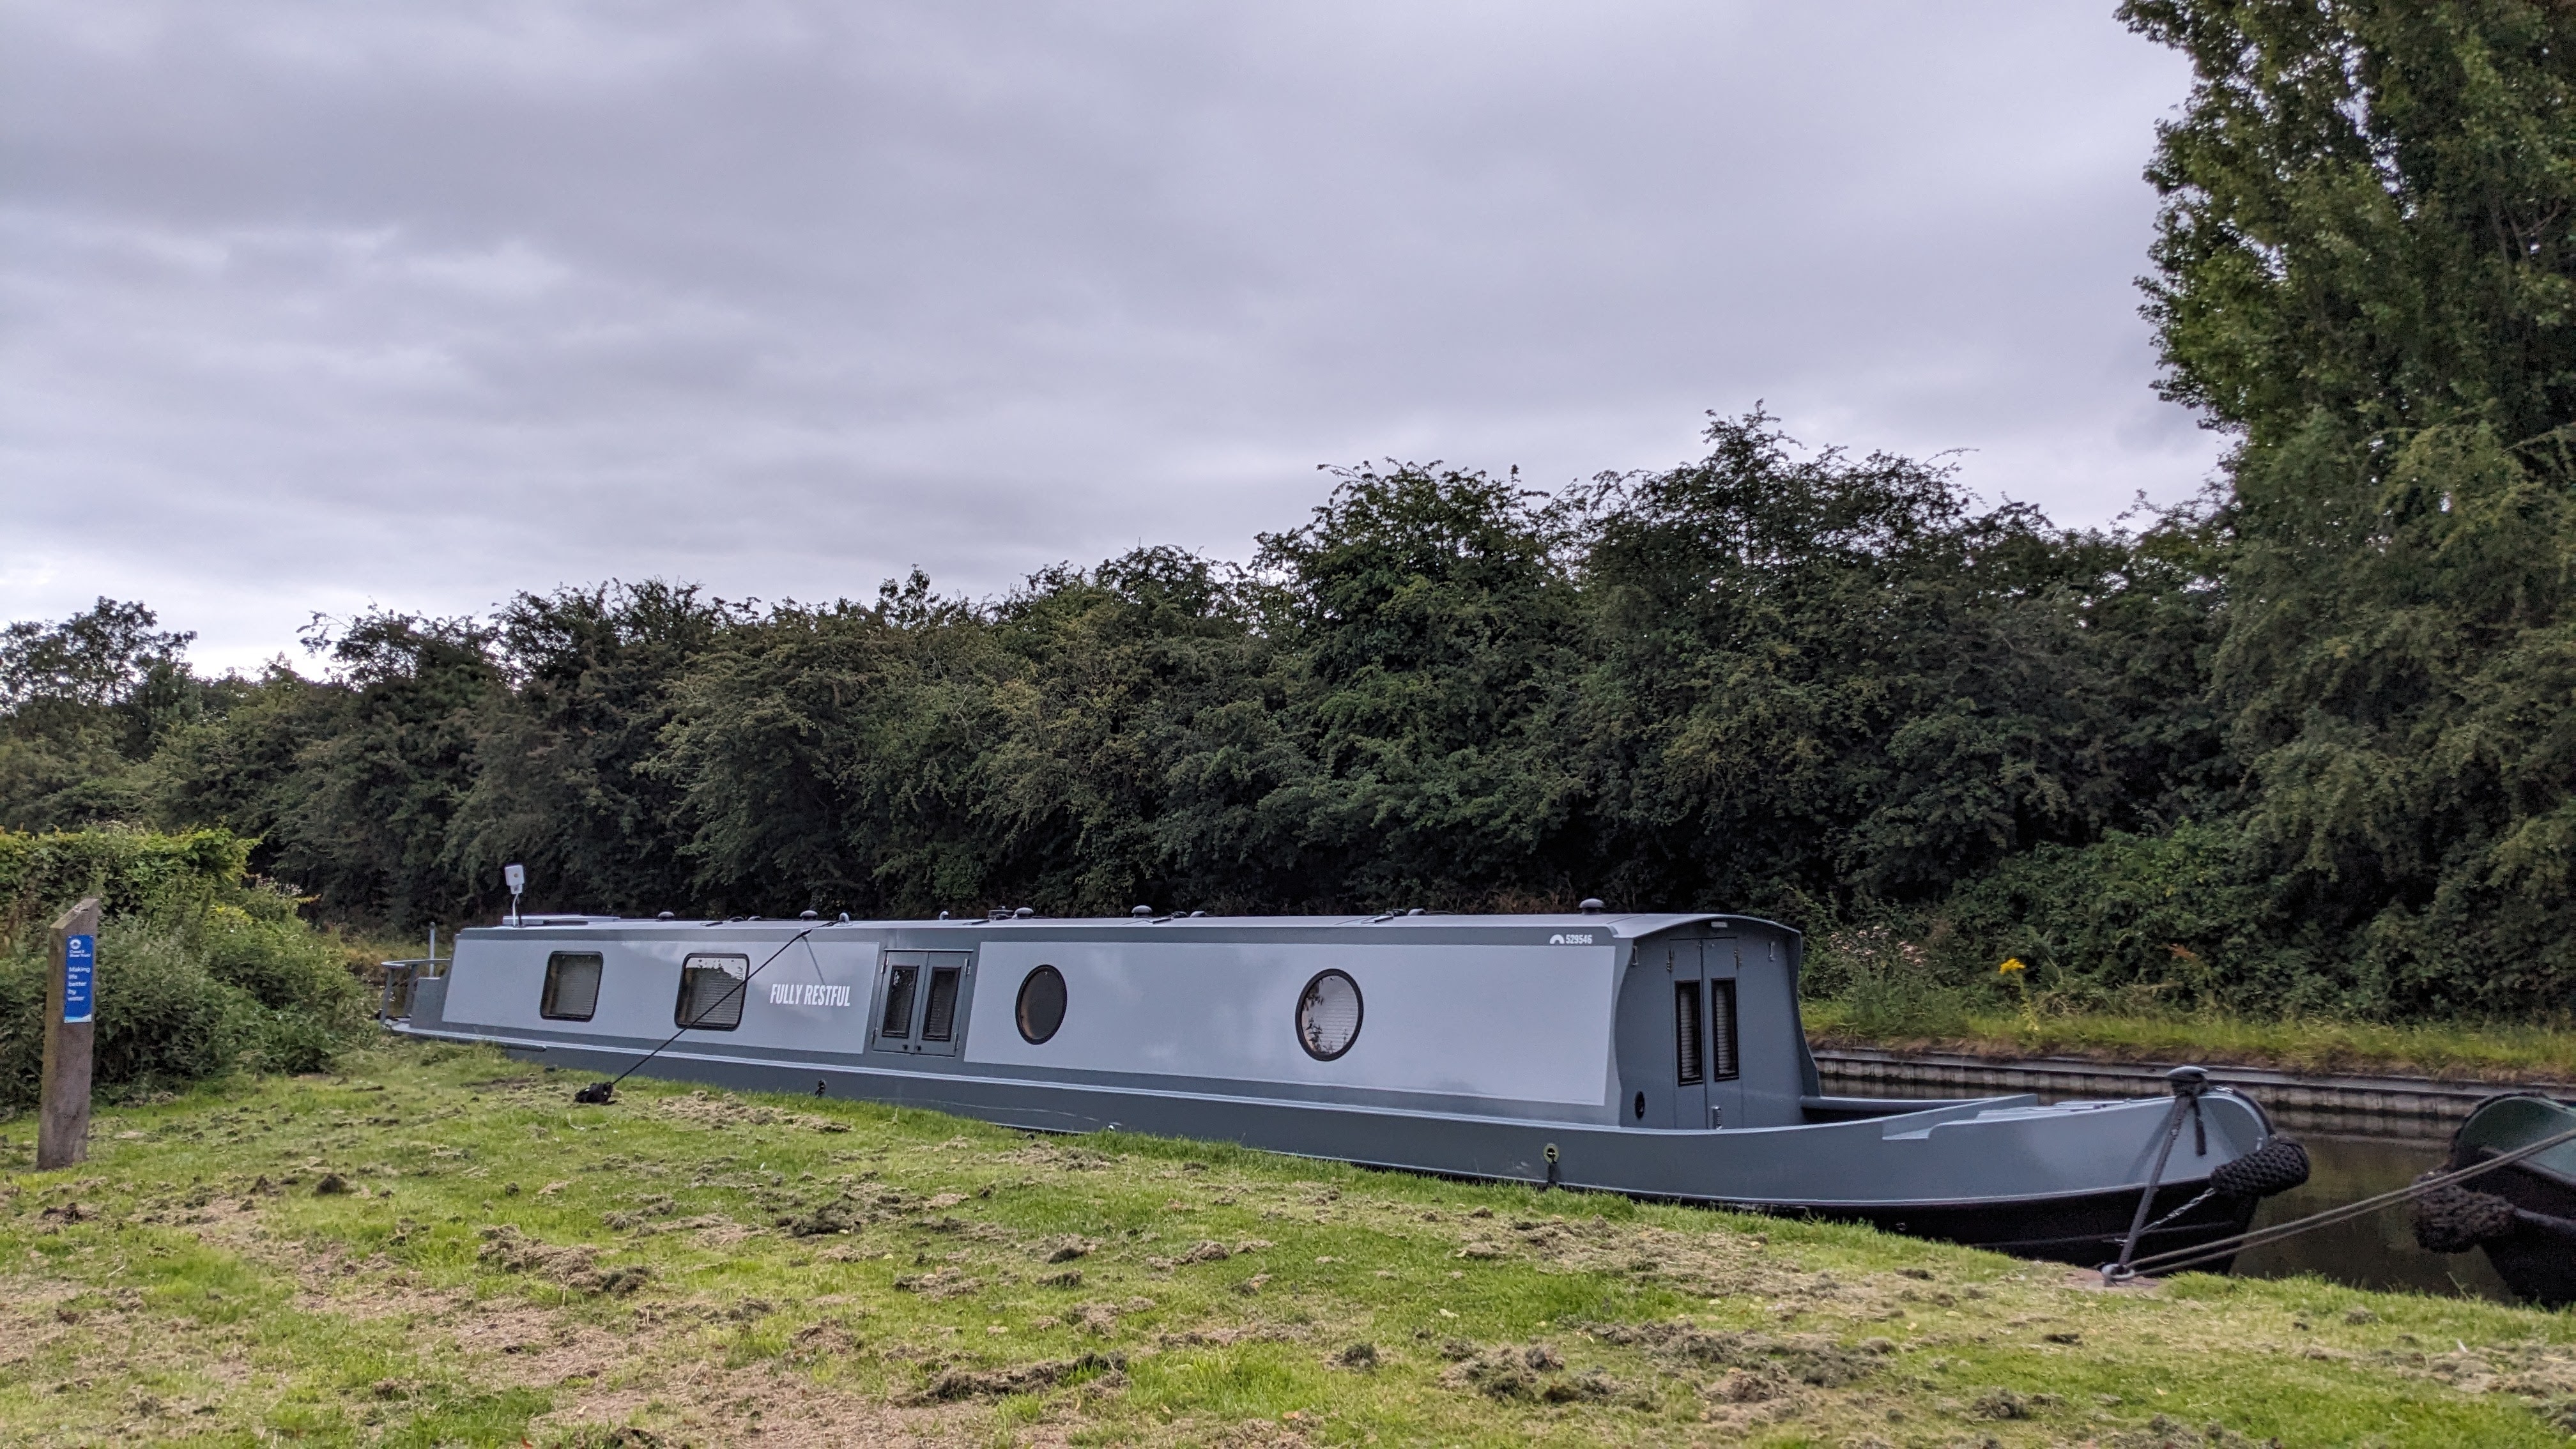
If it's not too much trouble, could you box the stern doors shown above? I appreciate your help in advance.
[1648,939,1743,1129]
[869,950,976,1057]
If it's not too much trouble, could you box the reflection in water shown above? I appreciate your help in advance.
[2232,1132,2513,1302]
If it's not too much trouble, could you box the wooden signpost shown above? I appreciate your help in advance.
[38,896,100,1170]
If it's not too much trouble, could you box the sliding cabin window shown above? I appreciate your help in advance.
[1708,978,1740,1080]
[540,952,603,1022]
[1674,981,1704,1084]
[675,954,749,1031]
[871,950,974,1055]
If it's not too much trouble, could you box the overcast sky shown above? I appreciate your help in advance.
[1,1,2219,674]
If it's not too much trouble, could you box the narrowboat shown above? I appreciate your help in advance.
[2412,1093,2576,1307]
[383,907,2306,1268]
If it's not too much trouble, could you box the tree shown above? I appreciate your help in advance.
[1575,413,2224,914]
[445,581,750,916]
[0,599,206,829]
[2127,0,2576,1011]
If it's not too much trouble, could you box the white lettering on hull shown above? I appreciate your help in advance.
[768,982,852,1008]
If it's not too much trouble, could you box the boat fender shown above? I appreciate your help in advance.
[2410,1176,2520,1253]
[2209,1136,2311,1200]
[2408,1174,2576,1254]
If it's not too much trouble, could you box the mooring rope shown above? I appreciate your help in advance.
[2108,1073,2211,1276]
[572,927,815,1103]
[2103,1119,2576,1283]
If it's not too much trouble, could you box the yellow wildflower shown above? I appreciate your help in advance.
[1997,958,2027,976]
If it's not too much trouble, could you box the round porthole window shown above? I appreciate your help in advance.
[1016,965,1067,1044]
[1296,969,1363,1061]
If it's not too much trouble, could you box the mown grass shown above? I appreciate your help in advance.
[1,1039,2572,1446]
[1805,999,2576,1083]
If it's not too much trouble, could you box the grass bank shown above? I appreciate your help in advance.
[1804,1000,2576,1083]
[5,1043,2575,1447]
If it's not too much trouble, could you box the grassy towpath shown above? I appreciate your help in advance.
[4,1043,2575,1447]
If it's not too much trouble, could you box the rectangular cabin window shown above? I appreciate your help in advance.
[1674,981,1704,1084]
[540,952,602,1021]
[878,962,920,1039]
[675,954,749,1031]
[921,965,962,1041]
[1708,978,1740,1080]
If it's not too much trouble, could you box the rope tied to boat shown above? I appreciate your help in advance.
[2101,1117,2576,1284]
[2106,1066,2221,1279]
[2118,1133,2317,1248]
[572,928,816,1105]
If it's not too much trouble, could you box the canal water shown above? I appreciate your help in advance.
[2233,1131,2513,1302]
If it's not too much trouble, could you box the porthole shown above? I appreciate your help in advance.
[1295,969,1363,1061]
[1016,965,1068,1045]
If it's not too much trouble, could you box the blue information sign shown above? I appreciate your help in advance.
[63,933,94,1024]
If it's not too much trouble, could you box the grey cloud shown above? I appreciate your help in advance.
[0,0,2220,671]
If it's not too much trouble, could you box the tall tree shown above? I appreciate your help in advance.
[2127,0,2576,1010]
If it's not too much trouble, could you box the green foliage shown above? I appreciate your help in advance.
[1575,416,2227,908]
[1931,822,2288,1008]
[0,828,365,1108]
[2124,0,2576,1013]
[0,599,218,831]
[0,825,252,948]
[446,581,750,917]
[1799,924,1977,1040]
[2122,0,2576,450]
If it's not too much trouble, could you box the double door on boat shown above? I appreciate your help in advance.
[1657,939,1743,1130]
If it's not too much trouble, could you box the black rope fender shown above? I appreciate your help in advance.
[2410,1170,2576,1254]
[2104,1119,2576,1283]
[2407,1094,2576,1255]
[2210,1135,2312,1199]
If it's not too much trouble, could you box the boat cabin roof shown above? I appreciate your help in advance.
[460,910,1792,946]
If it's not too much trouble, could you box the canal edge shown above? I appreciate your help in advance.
[1811,1046,2576,1136]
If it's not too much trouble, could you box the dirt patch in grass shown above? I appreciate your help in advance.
[535,1360,971,1447]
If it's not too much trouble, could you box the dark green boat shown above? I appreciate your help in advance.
[2413,1094,2576,1308]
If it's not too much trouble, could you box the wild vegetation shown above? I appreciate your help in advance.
[4,0,2575,1034]
[0,828,369,1110]
[4,1043,2573,1447]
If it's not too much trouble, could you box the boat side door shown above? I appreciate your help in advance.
[1698,939,1744,1129]
[868,948,976,1057]
[1660,940,1709,1130]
